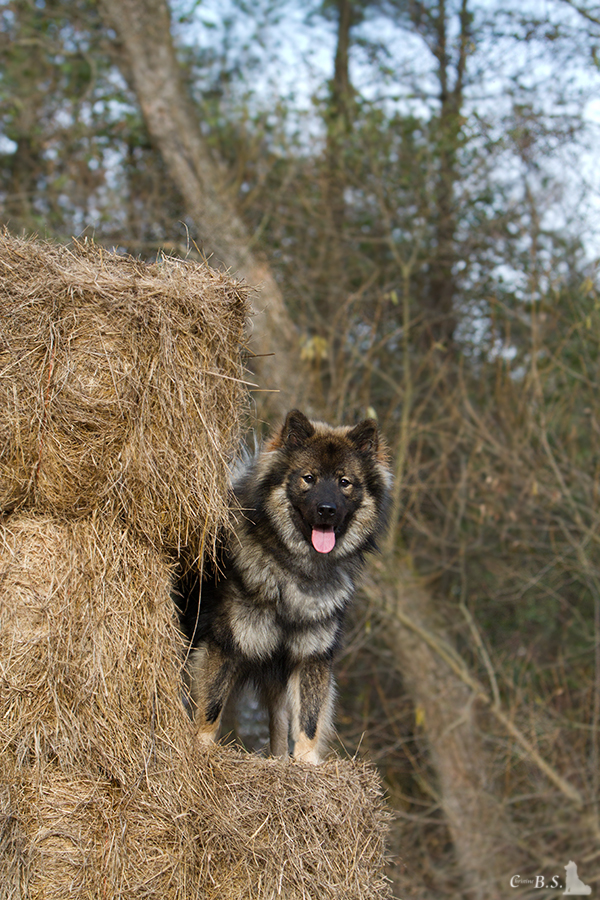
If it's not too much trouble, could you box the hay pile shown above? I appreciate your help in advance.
[0,232,249,550]
[0,514,391,899]
[0,235,392,899]
[0,514,190,897]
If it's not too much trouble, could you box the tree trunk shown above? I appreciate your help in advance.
[318,0,356,396]
[369,559,521,899]
[326,0,353,236]
[98,0,299,418]
[6,135,38,227]
[416,0,472,348]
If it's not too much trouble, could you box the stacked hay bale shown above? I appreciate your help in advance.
[0,234,391,899]
[0,233,248,550]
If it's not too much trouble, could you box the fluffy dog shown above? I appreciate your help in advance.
[174,410,392,763]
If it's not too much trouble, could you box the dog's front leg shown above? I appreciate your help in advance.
[288,658,335,764]
[187,641,238,746]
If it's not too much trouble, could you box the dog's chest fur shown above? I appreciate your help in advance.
[219,532,353,662]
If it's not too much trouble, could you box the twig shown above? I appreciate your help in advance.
[365,579,586,809]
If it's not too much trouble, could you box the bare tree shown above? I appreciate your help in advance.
[98,0,298,417]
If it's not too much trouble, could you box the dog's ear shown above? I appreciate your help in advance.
[280,409,315,450]
[265,409,316,451]
[347,419,379,456]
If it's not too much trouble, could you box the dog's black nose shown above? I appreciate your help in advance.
[317,503,337,520]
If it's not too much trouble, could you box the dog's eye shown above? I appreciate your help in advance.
[340,477,352,489]
[302,474,315,484]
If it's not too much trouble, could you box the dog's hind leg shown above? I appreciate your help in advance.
[188,642,239,746]
[288,659,335,764]
[266,686,291,757]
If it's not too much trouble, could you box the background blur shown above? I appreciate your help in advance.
[1,0,599,896]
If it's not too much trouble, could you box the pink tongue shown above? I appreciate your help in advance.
[311,526,336,554]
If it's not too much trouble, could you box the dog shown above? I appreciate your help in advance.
[174,409,392,764]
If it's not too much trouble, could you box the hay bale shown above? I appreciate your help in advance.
[0,512,197,898]
[1,761,198,899]
[0,514,187,776]
[0,232,249,550]
[191,748,392,900]
[0,514,392,899]
[1,755,391,900]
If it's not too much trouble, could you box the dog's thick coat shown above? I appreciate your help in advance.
[174,410,392,763]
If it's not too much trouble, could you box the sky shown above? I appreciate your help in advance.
[172,0,600,258]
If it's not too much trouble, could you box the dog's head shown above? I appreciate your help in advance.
[263,409,391,557]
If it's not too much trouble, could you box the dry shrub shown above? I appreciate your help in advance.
[0,232,250,551]
[0,514,391,899]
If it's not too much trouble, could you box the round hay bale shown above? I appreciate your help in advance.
[0,232,250,550]
[0,513,392,899]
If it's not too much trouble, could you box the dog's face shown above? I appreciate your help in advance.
[262,410,391,558]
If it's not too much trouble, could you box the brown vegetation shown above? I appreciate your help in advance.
[335,310,600,895]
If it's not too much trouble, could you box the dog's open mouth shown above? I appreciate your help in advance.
[311,526,336,554]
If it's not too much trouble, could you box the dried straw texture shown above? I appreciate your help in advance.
[0,513,195,898]
[0,515,391,899]
[192,750,392,900]
[0,514,186,776]
[0,233,249,551]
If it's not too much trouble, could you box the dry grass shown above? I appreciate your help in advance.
[0,514,392,899]
[0,232,250,553]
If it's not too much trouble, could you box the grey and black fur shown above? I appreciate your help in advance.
[174,409,392,764]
